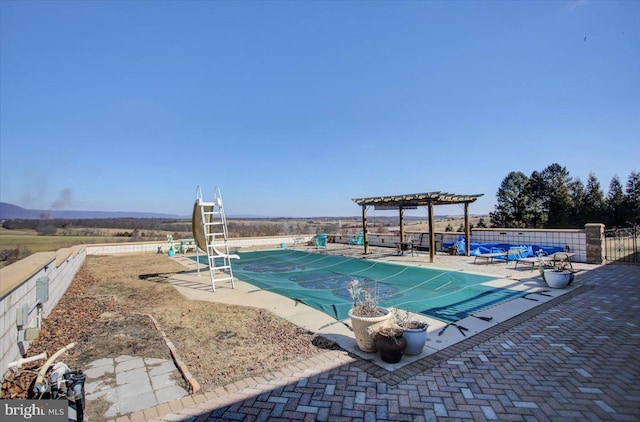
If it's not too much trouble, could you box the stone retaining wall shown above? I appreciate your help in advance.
[0,246,86,373]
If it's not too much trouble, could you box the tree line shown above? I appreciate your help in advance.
[1,217,334,238]
[2,218,192,233]
[445,218,489,232]
[489,163,640,229]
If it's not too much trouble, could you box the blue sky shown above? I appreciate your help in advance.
[1,1,638,218]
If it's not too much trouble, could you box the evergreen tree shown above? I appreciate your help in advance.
[489,171,529,228]
[607,175,625,227]
[541,163,573,228]
[568,177,586,227]
[623,171,640,224]
[582,172,606,224]
[488,168,639,229]
[524,171,547,228]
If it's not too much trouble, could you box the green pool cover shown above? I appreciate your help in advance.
[207,249,523,322]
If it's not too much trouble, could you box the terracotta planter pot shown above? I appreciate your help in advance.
[348,308,392,352]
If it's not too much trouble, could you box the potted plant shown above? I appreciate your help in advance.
[369,324,406,363]
[394,309,428,355]
[539,253,572,288]
[347,280,392,352]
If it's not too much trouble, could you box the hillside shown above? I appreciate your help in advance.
[0,202,183,220]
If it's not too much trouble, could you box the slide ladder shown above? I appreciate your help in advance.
[194,186,239,291]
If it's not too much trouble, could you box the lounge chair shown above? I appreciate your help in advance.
[515,251,546,271]
[517,251,575,271]
[506,247,526,262]
[349,232,364,246]
[473,248,507,264]
[473,246,525,264]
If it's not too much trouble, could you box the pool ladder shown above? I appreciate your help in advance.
[196,186,238,291]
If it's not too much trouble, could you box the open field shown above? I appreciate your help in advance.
[0,232,129,251]
[0,215,489,267]
[0,228,138,268]
[0,226,190,267]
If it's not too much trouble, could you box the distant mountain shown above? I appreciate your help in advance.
[0,202,184,220]
[0,203,39,219]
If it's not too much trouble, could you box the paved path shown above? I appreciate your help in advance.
[110,254,639,422]
[84,355,188,418]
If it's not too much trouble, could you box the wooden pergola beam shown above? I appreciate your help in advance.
[362,204,369,255]
[352,191,483,262]
[428,203,435,262]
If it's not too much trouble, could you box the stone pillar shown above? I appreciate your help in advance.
[585,223,605,264]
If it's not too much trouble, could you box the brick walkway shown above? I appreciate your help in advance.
[115,262,639,422]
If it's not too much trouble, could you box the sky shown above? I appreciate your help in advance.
[1,1,638,218]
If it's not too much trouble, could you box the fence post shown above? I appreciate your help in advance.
[585,223,605,264]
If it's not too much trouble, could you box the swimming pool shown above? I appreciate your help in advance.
[203,250,524,323]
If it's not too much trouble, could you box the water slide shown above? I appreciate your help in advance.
[191,190,239,260]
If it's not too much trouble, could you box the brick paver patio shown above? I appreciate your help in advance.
[115,259,639,422]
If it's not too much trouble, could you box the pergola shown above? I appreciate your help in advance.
[352,191,483,262]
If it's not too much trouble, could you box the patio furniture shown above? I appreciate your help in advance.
[515,251,576,271]
[394,241,415,256]
[515,251,575,271]
[315,233,328,249]
[515,255,543,271]
[349,232,364,246]
[547,252,576,269]
[473,248,507,264]
[179,238,197,254]
[474,247,525,265]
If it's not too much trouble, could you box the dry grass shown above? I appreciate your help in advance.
[30,254,338,394]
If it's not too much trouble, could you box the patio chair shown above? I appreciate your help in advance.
[349,232,364,246]
[473,248,507,264]
[515,250,548,271]
[315,233,328,249]
[506,247,526,262]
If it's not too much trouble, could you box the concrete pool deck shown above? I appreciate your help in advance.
[115,245,640,421]
[168,246,587,372]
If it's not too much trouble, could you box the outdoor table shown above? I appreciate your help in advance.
[547,252,576,269]
[394,242,415,256]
